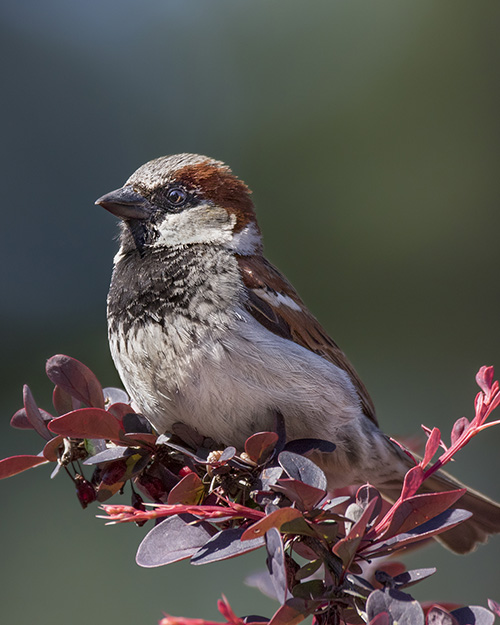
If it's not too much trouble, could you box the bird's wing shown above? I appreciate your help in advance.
[237,254,378,426]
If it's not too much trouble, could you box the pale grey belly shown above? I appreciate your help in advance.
[109,311,388,488]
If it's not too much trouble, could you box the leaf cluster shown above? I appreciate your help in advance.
[1,356,499,625]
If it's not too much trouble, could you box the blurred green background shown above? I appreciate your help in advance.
[1,1,499,622]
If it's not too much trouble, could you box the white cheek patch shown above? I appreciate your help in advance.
[228,222,262,255]
[153,205,236,247]
[256,289,302,312]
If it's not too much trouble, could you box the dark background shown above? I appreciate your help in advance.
[1,2,499,623]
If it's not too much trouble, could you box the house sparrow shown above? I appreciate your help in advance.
[97,153,500,553]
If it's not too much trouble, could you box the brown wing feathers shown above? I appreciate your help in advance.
[237,255,378,425]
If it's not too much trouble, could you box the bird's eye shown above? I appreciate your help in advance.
[166,187,187,207]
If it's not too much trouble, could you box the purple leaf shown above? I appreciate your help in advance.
[356,485,383,524]
[0,455,49,479]
[366,588,424,625]
[122,412,152,434]
[450,606,495,625]
[157,438,210,464]
[245,569,278,601]
[391,567,436,589]
[10,408,31,430]
[136,514,215,567]
[284,438,336,455]
[266,527,288,605]
[191,527,264,565]
[272,411,287,456]
[364,509,472,557]
[259,466,284,490]
[83,447,135,465]
[46,355,105,409]
[219,446,236,462]
[23,385,53,441]
[322,495,351,511]
[278,451,327,490]
[171,422,205,449]
[295,559,322,581]
[103,387,129,405]
[291,580,326,601]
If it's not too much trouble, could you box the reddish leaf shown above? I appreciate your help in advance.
[42,435,65,461]
[0,455,48,479]
[241,508,303,541]
[368,614,391,625]
[96,460,129,501]
[375,490,465,541]
[167,472,205,505]
[97,480,126,501]
[450,417,469,446]
[217,595,248,625]
[333,498,377,568]
[52,385,80,415]
[268,598,316,625]
[46,354,105,409]
[119,432,157,447]
[425,606,459,625]
[108,403,136,420]
[400,465,424,500]
[48,408,124,441]
[476,366,495,396]
[245,431,279,463]
[273,478,326,511]
[488,600,500,617]
[422,427,441,468]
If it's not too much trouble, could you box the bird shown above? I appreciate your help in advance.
[96,153,500,553]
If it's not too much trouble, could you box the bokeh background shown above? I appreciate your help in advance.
[1,1,499,622]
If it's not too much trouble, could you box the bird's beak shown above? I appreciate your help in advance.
[95,186,153,220]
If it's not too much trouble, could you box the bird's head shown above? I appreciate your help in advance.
[96,153,262,257]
